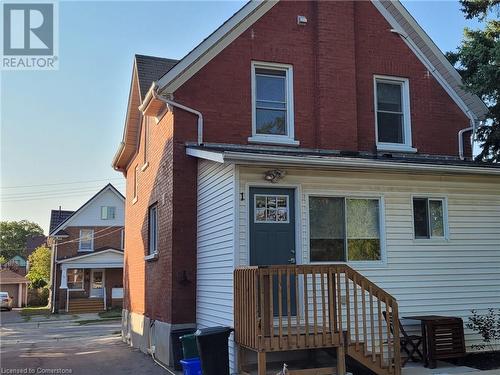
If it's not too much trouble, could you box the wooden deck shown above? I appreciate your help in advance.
[234,264,402,375]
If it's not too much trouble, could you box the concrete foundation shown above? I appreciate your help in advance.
[121,309,196,367]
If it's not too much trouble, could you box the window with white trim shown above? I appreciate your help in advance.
[101,206,116,220]
[309,197,382,262]
[413,197,446,239]
[250,62,296,145]
[79,229,94,251]
[148,203,158,255]
[375,76,412,150]
[67,269,84,290]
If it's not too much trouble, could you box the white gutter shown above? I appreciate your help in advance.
[458,124,474,161]
[140,83,204,145]
[186,148,500,176]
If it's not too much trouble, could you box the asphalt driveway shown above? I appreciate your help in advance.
[0,312,173,375]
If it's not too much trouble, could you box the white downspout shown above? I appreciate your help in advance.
[458,114,479,161]
[145,84,204,145]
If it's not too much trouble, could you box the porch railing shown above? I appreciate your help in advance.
[234,264,401,373]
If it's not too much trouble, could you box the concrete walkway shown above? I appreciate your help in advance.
[402,361,498,375]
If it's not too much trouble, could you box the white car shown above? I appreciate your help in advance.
[0,292,13,310]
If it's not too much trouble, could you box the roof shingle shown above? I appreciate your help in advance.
[135,54,178,101]
[0,269,29,284]
[49,210,74,234]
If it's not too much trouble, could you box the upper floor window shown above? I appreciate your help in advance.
[148,203,158,256]
[101,206,115,220]
[413,197,447,239]
[249,62,297,146]
[374,76,413,152]
[79,229,94,251]
[309,196,383,263]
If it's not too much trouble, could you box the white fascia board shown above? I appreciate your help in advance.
[186,147,225,163]
[49,185,124,235]
[157,0,278,94]
[222,151,500,176]
[57,249,124,264]
[371,0,488,120]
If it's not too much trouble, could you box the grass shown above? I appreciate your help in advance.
[20,306,50,316]
[98,307,122,319]
[77,317,121,325]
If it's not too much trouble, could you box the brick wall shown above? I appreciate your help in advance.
[174,1,470,157]
[56,226,123,261]
[122,1,474,326]
[124,108,197,324]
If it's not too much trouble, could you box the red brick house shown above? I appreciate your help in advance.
[113,1,500,373]
[48,184,125,313]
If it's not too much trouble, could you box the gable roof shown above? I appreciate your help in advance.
[372,0,488,120]
[112,55,179,171]
[49,210,74,234]
[49,183,125,236]
[135,54,178,101]
[0,269,29,284]
[56,248,124,264]
[25,235,48,255]
[152,0,486,121]
[114,0,488,171]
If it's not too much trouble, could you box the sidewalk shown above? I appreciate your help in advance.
[402,361,498,375]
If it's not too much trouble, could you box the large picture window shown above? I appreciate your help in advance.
[374,76,412,151]
[309,197,382,262]
[67,269,84,290]
[250,62,296,145]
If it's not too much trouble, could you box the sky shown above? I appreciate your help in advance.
[0,1,483,234]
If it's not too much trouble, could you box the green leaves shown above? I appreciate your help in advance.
[26,246,51,289]
[452,1,500,162]
[0,220,44,260]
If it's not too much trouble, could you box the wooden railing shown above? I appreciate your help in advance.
[234,264,401,374]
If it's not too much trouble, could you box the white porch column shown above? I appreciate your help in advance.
[60,265,68,289]
[18,283,22,308]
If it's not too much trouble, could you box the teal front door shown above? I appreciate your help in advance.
[250,187,296,315]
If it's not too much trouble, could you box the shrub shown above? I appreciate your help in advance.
[466,309,500,351]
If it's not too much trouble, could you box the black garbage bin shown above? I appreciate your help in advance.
[195,326,233,375]
[171,328,197,370]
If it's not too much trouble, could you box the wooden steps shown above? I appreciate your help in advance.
[347,343,394,375]
[68,298,104,313]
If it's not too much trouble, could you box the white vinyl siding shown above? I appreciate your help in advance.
[238,166,500,350]
[196,160,236,370]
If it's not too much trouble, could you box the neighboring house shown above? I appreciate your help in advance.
[48,184,125,313]
[112,1,500,373]
[4,255,28,276]
[26,235,48,256]
[0,269,29,307]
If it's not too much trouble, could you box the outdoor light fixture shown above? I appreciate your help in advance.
[264,169,286,183]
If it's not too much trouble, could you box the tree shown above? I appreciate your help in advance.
[26,246,51,289]
[0,220,44,260]
[446,0,500,162]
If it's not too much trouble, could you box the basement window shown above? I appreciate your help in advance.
[413,197,447,239]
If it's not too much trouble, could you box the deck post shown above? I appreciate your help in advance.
[257,351,266,375]
[337,345,346,375]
